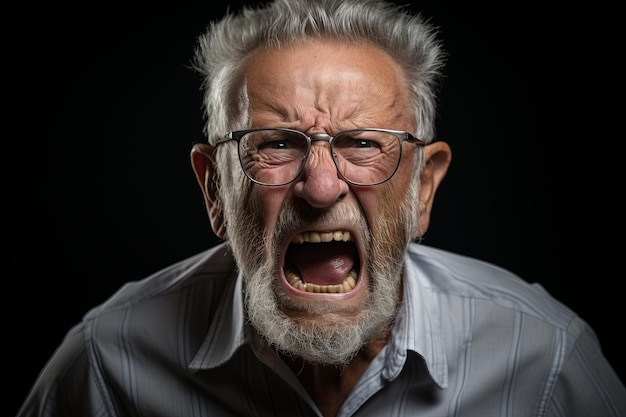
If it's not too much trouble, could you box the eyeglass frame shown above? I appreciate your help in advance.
[213,127,425,186]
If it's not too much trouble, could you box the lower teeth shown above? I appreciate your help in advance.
[285,270,357,293]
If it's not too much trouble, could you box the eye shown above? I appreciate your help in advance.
[261,139,292,150]
[252,131,305,152]
[354,139,374,148]
[334,134,382,150]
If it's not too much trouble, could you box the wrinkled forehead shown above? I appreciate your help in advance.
[242,38,412,130]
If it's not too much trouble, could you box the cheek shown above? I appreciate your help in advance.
[367,178,409,211]
[352,188,382,229]
[381,156,420,216]
[254,187,291,232]
[378,185,405,218]
[358,178,415,236]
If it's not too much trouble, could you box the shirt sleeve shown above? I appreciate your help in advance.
[16,322,111,417]
[547,318,626,417]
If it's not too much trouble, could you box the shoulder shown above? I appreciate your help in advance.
[78,244,239,351]
[84,243,236,320]
[71,243,238,371]
[404,244,626,415]
[18,244,239,416]
[406,243,578,330]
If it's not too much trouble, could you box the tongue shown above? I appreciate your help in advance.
[288,241,357,286]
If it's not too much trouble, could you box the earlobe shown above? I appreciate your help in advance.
[416,141,452,237]
[191,143,227,239]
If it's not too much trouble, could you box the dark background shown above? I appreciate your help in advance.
[3,3,614,415]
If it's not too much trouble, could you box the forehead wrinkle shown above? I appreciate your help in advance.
[248,92,304,127]
[312,89,406,132]
[252,82,408,132]
[314,58,407,129]
[246,40,412,131]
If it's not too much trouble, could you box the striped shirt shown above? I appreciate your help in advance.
[17,243,626,416]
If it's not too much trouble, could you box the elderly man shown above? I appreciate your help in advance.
[17,1,626,416]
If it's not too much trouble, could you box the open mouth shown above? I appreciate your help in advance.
[283,230,360,294]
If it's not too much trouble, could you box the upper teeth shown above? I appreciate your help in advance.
[294,231,351,244]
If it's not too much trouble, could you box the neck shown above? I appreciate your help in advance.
[281,329,390,417]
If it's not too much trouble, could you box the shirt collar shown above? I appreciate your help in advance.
[189,270,247,371]
[380,252,448,388]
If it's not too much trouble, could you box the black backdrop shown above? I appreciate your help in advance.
[3,3,615,415]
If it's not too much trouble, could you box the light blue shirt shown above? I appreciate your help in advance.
[17,243,626,416]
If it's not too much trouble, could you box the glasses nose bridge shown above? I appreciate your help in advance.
[309,133,333,144]
[307,132,337,163]
[308,133,334,155]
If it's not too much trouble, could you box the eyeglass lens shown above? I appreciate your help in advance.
[237,129,402,186]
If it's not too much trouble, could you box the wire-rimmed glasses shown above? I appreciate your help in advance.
[214,128,424,186]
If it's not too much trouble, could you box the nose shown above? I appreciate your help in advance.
[292,140,349,208]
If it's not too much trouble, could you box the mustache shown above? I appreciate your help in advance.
[274,200,369,242]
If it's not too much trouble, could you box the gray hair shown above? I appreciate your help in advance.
[192,0,445,145]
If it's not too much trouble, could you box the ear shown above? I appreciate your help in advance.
[191,143,226,239]
[417,141,452,237]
